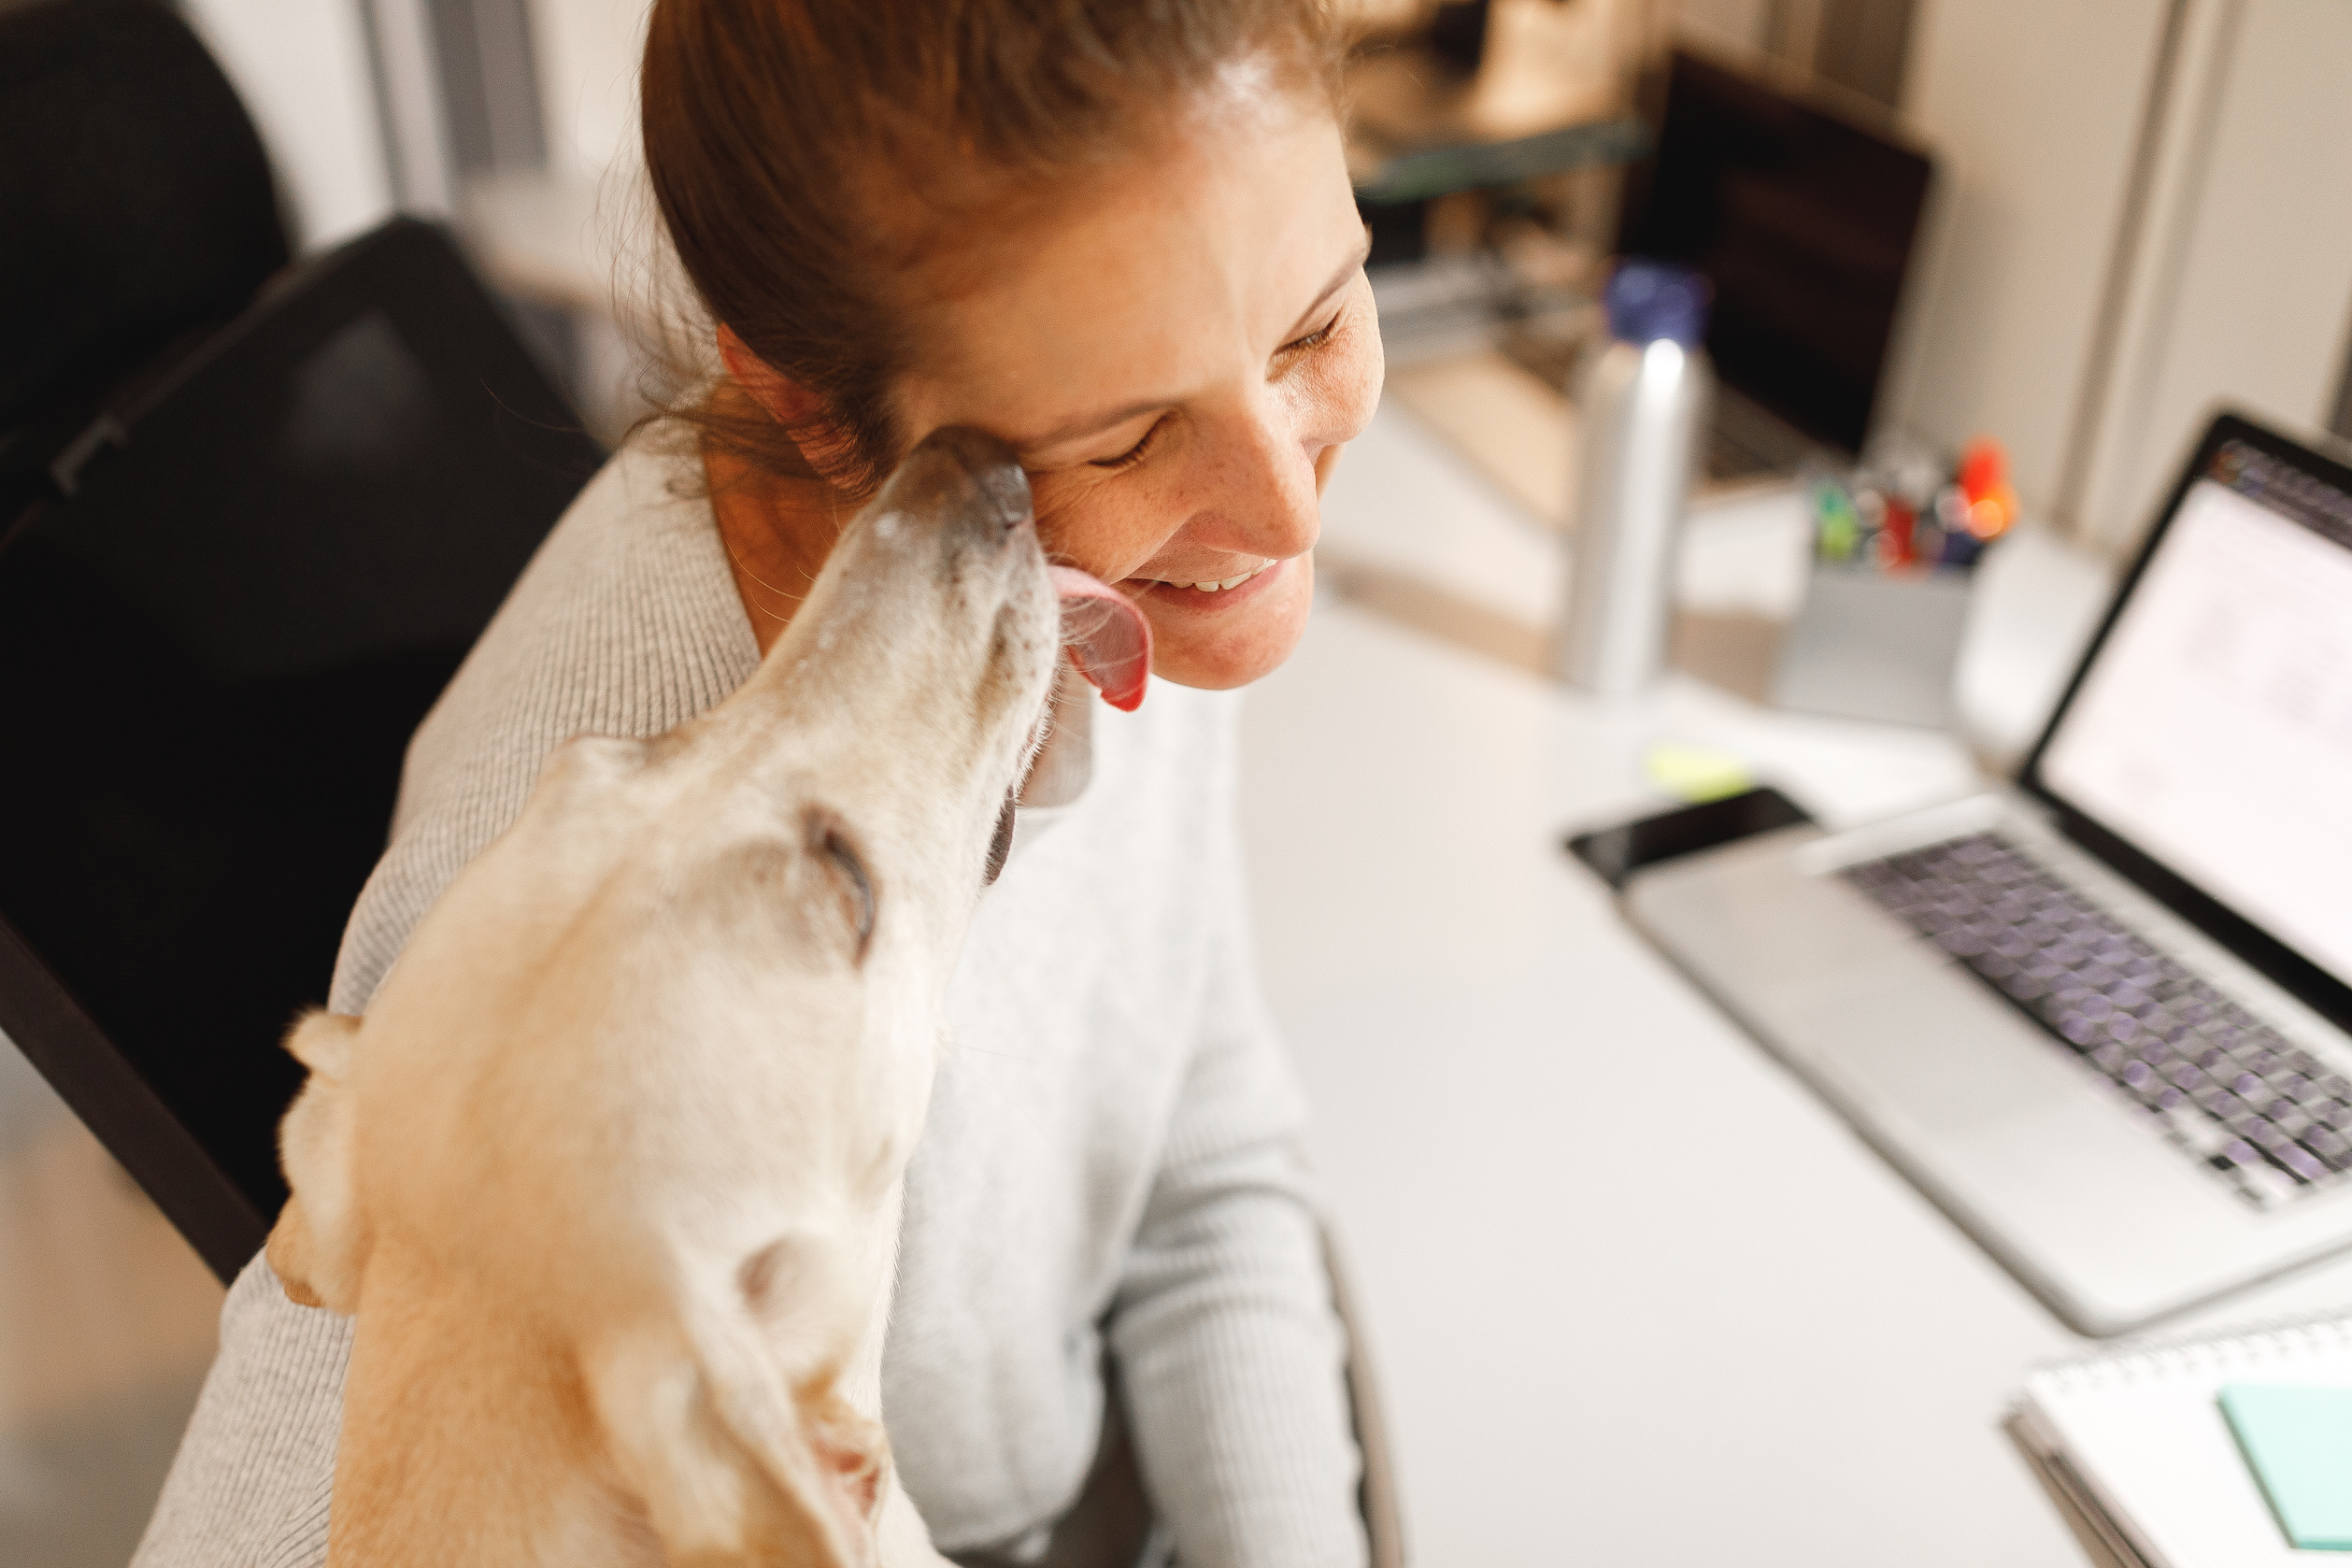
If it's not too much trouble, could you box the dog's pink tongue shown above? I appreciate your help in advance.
[1050,565,1151,712]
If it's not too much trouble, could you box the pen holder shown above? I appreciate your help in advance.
[1769,563,1975,729]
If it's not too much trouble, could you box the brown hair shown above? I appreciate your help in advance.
[638,0,1346,495]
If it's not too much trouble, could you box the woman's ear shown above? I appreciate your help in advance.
[718,324,821,424]
[717,325,865,488]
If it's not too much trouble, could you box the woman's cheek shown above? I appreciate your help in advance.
[1300,342,1381,501]
[1326,312,1385,442]
[1287,309,1383,456]
[1033,479,1175,585]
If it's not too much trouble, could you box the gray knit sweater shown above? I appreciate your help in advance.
[132,442,1365,1568]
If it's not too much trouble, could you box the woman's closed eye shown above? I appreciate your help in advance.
[1076,301,1351,474]
[1089,416,1167,471]
[1278,307,1344,356]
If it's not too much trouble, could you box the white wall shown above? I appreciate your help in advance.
[1890,0,2352,555]
[2070,0,2352,554]
[1885,0,2174,522]
[526,0,650,182]
[178,0,393,250]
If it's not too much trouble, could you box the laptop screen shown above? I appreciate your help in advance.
[2037,437,2352,990]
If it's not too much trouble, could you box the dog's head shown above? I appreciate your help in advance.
[278,428,1147,1565]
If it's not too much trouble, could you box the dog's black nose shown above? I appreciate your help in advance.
[877,426,1032,540]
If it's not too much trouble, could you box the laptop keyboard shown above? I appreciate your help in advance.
[1844,832,2352,1209]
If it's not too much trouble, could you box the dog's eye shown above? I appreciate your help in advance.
[738,1238,793,1312]
[805,810,876,962]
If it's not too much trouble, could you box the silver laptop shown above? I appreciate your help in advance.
[1627,411,2352,1335]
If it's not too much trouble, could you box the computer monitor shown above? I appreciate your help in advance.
[1616,47,1934,455]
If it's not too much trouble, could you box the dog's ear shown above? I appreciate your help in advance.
[284,1006,360,1076]
[269,1011,367,1313]
[593,1324,885,1568]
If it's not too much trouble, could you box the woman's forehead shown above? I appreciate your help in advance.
[892,94,1359,434]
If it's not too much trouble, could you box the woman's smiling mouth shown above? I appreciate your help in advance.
[1121,555,1292,611]
[1130,558,1276,593]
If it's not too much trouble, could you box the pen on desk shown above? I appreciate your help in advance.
[1813,435,2017,574]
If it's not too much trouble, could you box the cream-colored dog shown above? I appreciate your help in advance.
[264,427,1147,1567]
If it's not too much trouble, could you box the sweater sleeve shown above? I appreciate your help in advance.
[130,1257,346,1568]
[1105,812,1368,1568]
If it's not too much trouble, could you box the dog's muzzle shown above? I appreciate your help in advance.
[886,427,1153,716]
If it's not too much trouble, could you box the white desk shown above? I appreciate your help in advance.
[1239,406,2352,1565]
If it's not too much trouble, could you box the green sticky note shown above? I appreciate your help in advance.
[2219,1383,2352,1550]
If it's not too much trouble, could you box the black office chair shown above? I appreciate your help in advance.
[0,215,606,1283]
[0,0,292,514]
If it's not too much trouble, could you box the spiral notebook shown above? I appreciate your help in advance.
[2006,1307,2352,1568]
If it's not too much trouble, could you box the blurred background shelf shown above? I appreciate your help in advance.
[1351,115,1649,207]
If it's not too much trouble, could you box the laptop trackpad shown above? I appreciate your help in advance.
[1798,967,2064,1134]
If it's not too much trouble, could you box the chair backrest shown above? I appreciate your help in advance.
[0,218,606,1281]
[0,0,288,436]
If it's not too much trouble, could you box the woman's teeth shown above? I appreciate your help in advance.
[1150,560,1272,592]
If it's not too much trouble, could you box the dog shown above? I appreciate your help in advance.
[264,426,1149,1567]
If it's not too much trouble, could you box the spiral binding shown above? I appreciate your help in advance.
[2029,1304,2352,1393]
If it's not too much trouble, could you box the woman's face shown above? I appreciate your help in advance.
[889,72,1382,691]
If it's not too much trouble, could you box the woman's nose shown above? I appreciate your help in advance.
[1205,395,1322,559]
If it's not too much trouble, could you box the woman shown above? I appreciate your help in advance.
[135,2,1383,1565]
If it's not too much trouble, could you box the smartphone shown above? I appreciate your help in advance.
[1563,786,1814,892]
